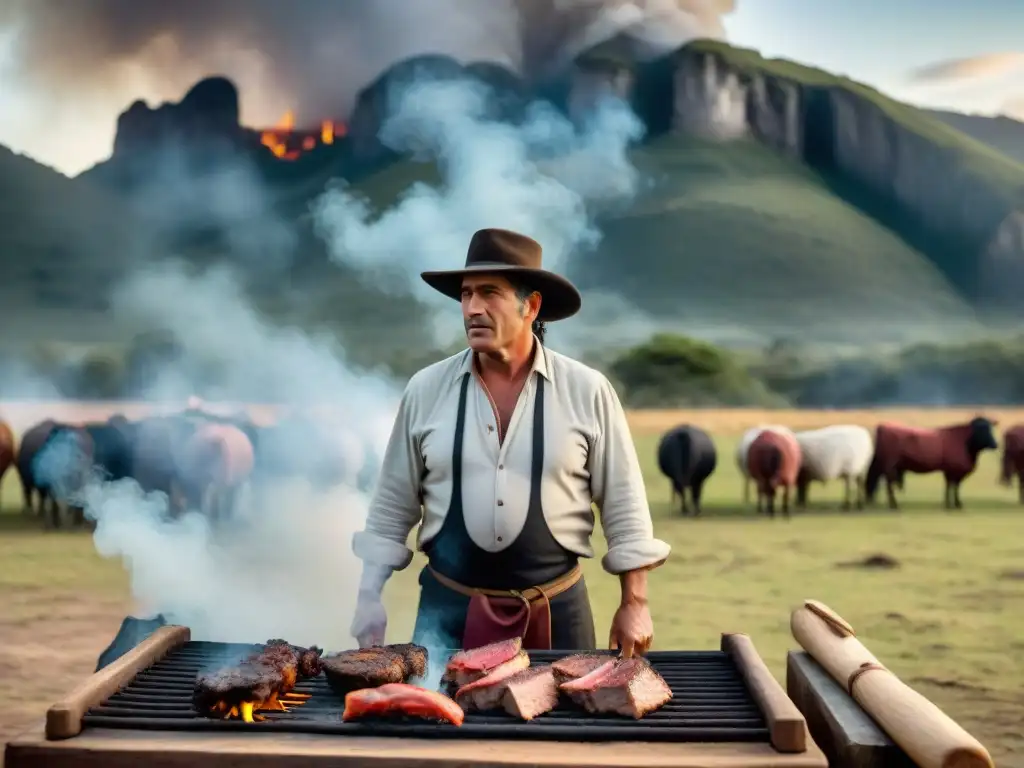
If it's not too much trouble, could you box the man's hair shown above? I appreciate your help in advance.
[510,277,546,345]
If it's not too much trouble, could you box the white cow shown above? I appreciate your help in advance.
[736,425,796,505]
[793,425,874,509]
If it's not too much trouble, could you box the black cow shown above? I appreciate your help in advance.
[657,425,717,516]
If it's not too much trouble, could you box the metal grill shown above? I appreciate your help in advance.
[82,641,770,742]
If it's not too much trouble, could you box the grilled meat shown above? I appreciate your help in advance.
[559,657,672,718]
[342,683,464,726]
[502,665,559,721]
[453,651,531,712]
[551,653,610,686]
[388,642,428,678]
[193,639,322,719]
[193,661,281,715]
[444,637,523,690]
[322,647,408,695]
[265,638,324,678]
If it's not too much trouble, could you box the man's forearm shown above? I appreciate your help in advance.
[358,562,396,599]
[619,567,650,604]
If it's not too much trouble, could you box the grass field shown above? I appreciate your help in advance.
[1,406,1023,765]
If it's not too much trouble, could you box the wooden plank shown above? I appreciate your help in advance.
[5,724,830,768]
[45,625,191,740]
[787,651,915,768]
[721,633,807,753]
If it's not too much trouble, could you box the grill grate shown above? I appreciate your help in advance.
[82,641,770,742]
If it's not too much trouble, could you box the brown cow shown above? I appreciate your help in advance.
[999,424,1024,504]
[865,417,998,510]
[0,418,14,494]
[178,422,254,523]
[746,429,802,519]
[16,420,95,528]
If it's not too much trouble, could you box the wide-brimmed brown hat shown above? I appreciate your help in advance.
[420,228,582,322]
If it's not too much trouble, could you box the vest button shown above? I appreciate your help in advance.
[498,464,504,470]
[497,536,503,542]
[497,500,504,506]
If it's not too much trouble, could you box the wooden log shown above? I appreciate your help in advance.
[46,625,191,740]
[787,650,915,768]
[790,600,992,768]
[721,633,806,753]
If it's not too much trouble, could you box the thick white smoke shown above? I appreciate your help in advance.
[313,75,648,348]
[20,66,652,650]
[0,0,735,174]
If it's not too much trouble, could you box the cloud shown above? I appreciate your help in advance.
[909,52,1024,84]
[1004,98,1024,121]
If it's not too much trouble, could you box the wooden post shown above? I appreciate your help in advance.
[791,600,993,768]
[721,633,807,753]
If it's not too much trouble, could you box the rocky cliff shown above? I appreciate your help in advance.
[574,39,1024,305]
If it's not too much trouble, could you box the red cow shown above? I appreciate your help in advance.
[865,417,998,510]
[0,419,13,491]
[999,424,1024,504]
[746,429,802,519]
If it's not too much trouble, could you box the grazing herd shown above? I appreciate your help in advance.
[657,416,1008,518]
[0,406,373,529]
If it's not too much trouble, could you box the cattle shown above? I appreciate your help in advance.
[17,421,95,528]
[865,417,998,510]
[999,424,1024,504]
[178,422,254,523]
[794,425,874,510]
[0,418,13,491]
[656,425,717,515]
[130,415,197,516]
[746,429,802,519]
[736,425,795,504]
[82,417,136,484]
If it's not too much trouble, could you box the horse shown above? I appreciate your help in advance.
[178,422,254,523]
[865,417,998,510]
[999,424,1024,504]
[656,425,717,516]
[794,425,874,510]
[736,425,795,505]
[17,421,95,528]
[746,429,802,519]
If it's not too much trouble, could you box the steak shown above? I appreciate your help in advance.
[551,653,611,686]
[502,665,559,721]
[193,662,280,713]
[559,657,672,718]
[444,637,524,690]
[389,643,429,678]
[453,651,530,712]
[322,648,407,695]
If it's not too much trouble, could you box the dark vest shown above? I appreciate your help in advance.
[423,373,577,590]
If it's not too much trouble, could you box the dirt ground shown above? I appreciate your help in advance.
[1,402,1022,765]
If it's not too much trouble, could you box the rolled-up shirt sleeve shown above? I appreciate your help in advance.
[351,383,424,571]
[589,377,671,574]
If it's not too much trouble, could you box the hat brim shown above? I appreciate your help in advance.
[420,264,582,322]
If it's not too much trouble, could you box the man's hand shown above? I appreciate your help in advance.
[608,597,653,658]
[350,593,388,648]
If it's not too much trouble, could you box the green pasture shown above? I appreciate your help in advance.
[1,431,1022,763]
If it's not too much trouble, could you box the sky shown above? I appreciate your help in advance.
[0,0,1021,177]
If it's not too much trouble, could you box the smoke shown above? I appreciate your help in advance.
[312,75,648,347]
[0,0,734,174]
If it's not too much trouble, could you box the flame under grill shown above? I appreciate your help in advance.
[83,641,770,742]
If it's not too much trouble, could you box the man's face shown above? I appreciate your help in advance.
[461,274,539,354]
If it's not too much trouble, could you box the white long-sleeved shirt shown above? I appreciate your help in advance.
[352,343,670,587]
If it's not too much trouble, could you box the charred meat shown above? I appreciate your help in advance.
[193,639,321,722]
[551,653,611,686]
[321,643,428,695]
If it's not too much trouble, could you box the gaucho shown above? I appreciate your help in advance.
[350,228,670,655]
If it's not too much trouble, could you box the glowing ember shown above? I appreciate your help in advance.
[259,111,345,161]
